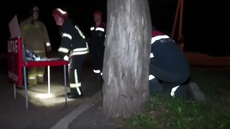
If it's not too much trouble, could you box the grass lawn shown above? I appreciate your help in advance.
[121,67,230,129]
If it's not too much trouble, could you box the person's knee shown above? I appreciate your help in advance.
[149,75,163,93]
[179,72,190,85]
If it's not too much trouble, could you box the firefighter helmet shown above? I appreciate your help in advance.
[29,6,39,16]
[52,8,68,18]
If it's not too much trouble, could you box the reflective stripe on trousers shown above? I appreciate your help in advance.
[37,74,43,77]
[149,75,155,80]
[33,50,46,53]
[149,74,181,96]
[70,69,82,95]
[170,85,180,97]
[28,76,36,80]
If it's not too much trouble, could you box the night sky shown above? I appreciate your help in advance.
[1,0,229,56]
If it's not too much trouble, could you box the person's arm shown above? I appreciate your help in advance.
[89,25,94,51]
[97,23,106,47]
[103,22,106,38]
[19,22,26,46]
[40,22,51,51]
[58,24,72,61]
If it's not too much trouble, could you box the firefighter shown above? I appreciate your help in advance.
[20,6,52,86]
[149,27,206,103]
[90,11,106,78]
[53,8,89,98]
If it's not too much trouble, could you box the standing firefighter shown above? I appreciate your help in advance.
[20,6,52,86]
[53,8,89,98]
[90,11,106,78]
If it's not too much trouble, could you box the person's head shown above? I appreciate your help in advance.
[93,11,102,23]
[52,8,68,26]
[30,6,39,21]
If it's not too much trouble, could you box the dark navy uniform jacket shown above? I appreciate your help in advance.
[150,30,189,74]
[58,18,89,60]
[90,22,106,50]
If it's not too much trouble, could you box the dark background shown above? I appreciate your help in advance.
[1,0,229,56]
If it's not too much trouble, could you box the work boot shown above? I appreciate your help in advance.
[68,88,83,99]
[188,82,207,104]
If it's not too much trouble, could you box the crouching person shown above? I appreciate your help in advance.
[149,27,206,103]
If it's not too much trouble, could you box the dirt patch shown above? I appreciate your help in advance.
[185,52,230,67]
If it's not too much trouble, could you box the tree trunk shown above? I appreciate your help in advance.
[102,0,152,119]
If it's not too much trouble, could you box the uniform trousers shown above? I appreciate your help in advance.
[68,54,87,96]
[27,52,46,85]
[149,64,190,98]
[92,47,104,75]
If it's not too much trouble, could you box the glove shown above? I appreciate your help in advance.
[46,43,52,52]
[63,55,69,61]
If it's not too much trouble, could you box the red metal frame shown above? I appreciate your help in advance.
[8,37,68,87]
[22,61,68,67]
[8,37,23,86]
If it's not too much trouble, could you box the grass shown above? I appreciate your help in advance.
[120,67,230,129]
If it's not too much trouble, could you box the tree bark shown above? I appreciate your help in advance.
[102,0,152,119]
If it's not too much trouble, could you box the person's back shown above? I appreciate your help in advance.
[20,18,47,52]
[61,18,88,51]
[150,30,189,74]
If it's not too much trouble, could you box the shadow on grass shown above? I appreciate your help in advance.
[120,68,230,129]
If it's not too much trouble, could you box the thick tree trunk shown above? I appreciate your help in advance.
[102,0,152,119]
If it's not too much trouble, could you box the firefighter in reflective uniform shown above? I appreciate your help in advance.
[20,6,52,86]
[53,8,89,98]
[90,11,106,78]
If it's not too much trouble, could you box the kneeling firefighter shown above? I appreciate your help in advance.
[52,8,89,98]
[149,27,206,103]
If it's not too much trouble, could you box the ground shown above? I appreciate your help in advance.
[1,52,230,129]
[0,53,102,129]
[121,67,230,129]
